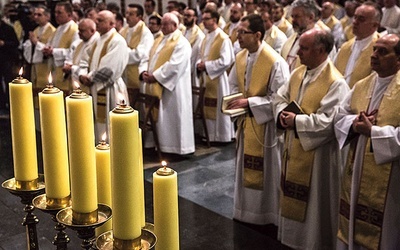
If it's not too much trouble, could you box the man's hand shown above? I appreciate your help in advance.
[352,110,377,137]
[79,75,92,87]
[29,31,38,45]
[63,64,72,74]
[0,39,4,47]
[196,61,206,73]
[42,46,53,57]
[142,71,156,83]
[279,110,296,130]
[226,97,248,109]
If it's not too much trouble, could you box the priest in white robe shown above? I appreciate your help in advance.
[79,10,129,141]
[196,9,235,143]
[335,34,400,250]
[274,29,349,249]
[228,14,289,226]
[141,13,195,155]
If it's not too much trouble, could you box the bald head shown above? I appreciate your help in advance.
[161,12,179,35]
[78,18,96,41]
[321,2,335,19]
[96,10,115,35]
[371,34,400,77]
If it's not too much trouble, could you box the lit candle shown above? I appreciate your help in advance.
[65,82,97,223]
[95,132,112,235]
[109,98,141,240]
[138,129,145,228]
[153,161,179,250]
[38,73,70,204]
[9,67,38,186]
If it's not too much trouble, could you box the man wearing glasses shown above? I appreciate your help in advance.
[227,14,289,227]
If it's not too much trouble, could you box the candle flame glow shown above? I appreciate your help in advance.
[161,161,167,167]
[48,72,53,84]
[19,67,23,76]
[101,132,107,141]
[118,93,125,105]
[73,81,80,89]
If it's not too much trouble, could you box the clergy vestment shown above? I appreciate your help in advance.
[322,16,344,47]
[145,29,195,155]
[335,72,400,250]
[274,17,294,38]
[229,42,289,225]
[263,25,287,54]
[48,20,79,91]
[381,5,400,35]
[120,20,154,91]
[274,59,349,249]
[334,32,379,88]
[65,32,99,93]
[197,27,235,142]
[23,22,56,107]
[79,28,129,140]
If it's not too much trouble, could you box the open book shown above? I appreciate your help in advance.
[283,100,304,114]
[221,93,248,117]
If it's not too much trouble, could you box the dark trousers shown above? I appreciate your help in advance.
[0,62,14,110]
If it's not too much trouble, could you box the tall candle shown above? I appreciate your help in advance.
[9,69,38,184]
[138,129,145,228]
[65,86,97,219]
[95,134,112,235]
[38,75,70,202]
[109,100,141,240]
[153,162,180,250]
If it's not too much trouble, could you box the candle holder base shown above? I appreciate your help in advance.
[2,175,45,250]
[32,194,72,250]
[56,204,112,250]
[96,227,157,250]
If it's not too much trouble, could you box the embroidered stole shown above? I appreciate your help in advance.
[325,16,340,30]
[344,25,355,41]
[53,22,78,92]
[264,26,278,48]
[281,33,301,71]
[281,63,340,221]
[120,21,145,90]
[200,31,228,120]
[146,31,180,121]
[89,32,116,123]
[335,32,379,88]
[338,72,400,250]
[187,25,202,46]
[277,18,289,35]
[235,46,277,190]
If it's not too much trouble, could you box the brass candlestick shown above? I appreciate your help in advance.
[96,223,157,250]
[2,174,45,250]
[56,204,112,250]
[32,194,71,250]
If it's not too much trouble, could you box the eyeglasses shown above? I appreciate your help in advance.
[237,30,255,35]
[202,17,213,21]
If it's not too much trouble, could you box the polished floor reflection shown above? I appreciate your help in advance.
[0,116,290,249]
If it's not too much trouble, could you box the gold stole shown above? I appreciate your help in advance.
[120,21,145,90]
[223,22,238,43]
[281,63,340,221]
[325,16,339,30]
[340,16,350,29]
[89,32,116,124]
[32,24,56,109]
[201,31,228,120]
[236,46,277,190]
[344,25,354,41]
[335,32,379,88]
[147,31,180,121]
[338,72,400,250]
[277,18,289,35]
[281,33,301,71]
[54,22,78,92]
[187,25,201,46]
[32,24,56,89]
[264,26,278,48]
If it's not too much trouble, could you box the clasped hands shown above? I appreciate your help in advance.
[142,71,156,83]
[352,110,377,137]
[279,111,296,130]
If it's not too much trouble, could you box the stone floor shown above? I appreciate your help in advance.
[0,115,290,249]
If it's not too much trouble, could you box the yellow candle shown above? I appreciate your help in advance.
[9,70,38,182]
[66,87,97,214]
[95,134,112,235]
[38,77,70,200]
[139,129,145,228]
[109,101,141,240]
[153,162,180,250]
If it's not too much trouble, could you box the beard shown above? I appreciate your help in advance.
[184,19,194,27]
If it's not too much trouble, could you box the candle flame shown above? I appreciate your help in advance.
[48,72,53,84]
[101,132,107,141]
[19,67,23,76]
[161,161,167,167]
[73,81,80,89]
